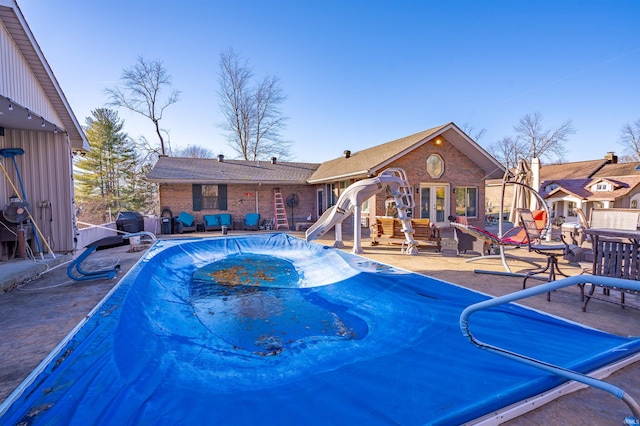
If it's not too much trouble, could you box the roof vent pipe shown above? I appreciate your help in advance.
[271,157,277,164]
[217,154,224,162]
[344,150,351,158]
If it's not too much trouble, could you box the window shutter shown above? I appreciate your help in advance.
[219,185,227,210]
[192,184,202,211]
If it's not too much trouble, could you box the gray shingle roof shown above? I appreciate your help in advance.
[308,124,450,182]
[308,122,504,182]
[147,156,320,184]
[540,159,609,180]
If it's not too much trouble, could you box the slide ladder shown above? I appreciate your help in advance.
[273,188,289,230]
[305,167,418,254]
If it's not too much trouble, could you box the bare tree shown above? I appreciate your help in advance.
[513,112,574,163]
[105,56,180,156]
[488,136,525,171]
[460,122,486,141]
[618,117,640,161]
[218,48,291,160]
[174,145,214,158]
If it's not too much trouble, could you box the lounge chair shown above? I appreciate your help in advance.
[244,213,260,231]
[450,211,549,272]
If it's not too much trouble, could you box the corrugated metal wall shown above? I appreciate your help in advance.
[0,18,60,124]
[0,128,75,253]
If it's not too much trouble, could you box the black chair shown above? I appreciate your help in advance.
[518,208,583,301]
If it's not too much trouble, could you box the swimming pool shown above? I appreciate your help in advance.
[2,233,639,424]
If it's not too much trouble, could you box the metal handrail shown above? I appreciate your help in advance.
[459,275,640,422]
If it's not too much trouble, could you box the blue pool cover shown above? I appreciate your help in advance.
[2,233,639,424]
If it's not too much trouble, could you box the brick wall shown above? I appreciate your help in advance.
[159,183,316,228]
[158,137,489,229]
[367,137,487,228]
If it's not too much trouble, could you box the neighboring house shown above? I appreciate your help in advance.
[539,152,640,223]
[148,123,505,231]
[485,152,640,224]
[0,0,88,260]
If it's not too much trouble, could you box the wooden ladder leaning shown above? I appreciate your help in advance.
[273,188,289,230]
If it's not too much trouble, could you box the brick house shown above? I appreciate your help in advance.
[147,155,320,230]
[147,122,505,231]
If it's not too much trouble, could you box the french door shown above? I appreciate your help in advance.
[419,185,449,227]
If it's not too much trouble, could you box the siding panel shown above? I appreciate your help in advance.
[0,128,74,253]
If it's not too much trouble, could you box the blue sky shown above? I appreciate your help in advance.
[18,0,640,163]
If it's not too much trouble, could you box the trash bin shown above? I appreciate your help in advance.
[161,217,172,235]
[221,225,228,235]
[160,208,174,234]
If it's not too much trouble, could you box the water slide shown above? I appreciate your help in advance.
[305,168,418,254]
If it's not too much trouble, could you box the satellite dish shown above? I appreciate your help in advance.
[3,200,31,223]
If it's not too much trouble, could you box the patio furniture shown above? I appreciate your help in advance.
[449,212,544,270]
[176,211,198,233]
[582,227,640,311]
[243,213,260,231]
[518,208,582,301]
[203,214,233,232]
[371,217,441,251]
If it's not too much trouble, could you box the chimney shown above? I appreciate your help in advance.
[344,150,351,159]
[604,152,618,164]
[217,154,224,162]
[271,157,277,164]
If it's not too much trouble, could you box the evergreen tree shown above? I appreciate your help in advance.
[75,108,137,224]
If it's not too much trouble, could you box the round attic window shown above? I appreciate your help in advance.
[426,154,444,178]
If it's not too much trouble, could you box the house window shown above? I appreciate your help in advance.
[455,187,478,217]
[567,201,577,217]
[594,182,611,191]
[426,154,444,178]
[361,197,370,213]
[192,184,227,211]
[385,199,398,217]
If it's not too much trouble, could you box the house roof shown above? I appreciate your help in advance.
[538,159,609,180]
[147,156,320,185]
[541,172,640,203]
[308,122,505,183]
[0,0,88,151]
[591,162,640,178]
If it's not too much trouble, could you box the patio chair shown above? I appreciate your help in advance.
[176,211,198,233]
[518,208,583,301]
[244,213,260,231]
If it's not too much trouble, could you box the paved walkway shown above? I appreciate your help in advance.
[0,230,638,424]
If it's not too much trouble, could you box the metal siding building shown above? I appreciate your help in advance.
[0,0,87,258]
